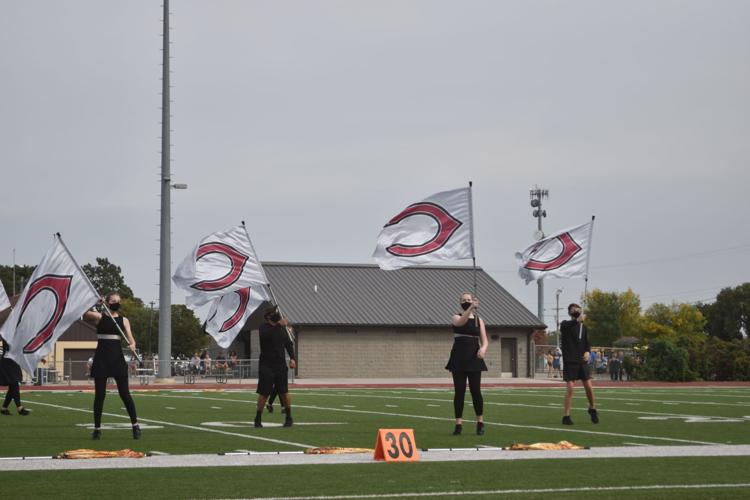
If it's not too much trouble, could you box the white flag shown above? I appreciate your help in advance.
[173,225,268,309]
[0,236,100,375]
[516,219,595,284]
[0,280,10,311]
[204,286,269,348]
[373,187,474,270]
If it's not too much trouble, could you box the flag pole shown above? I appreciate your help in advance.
[240,222,295,343]
[56,233,142,364]
[582,215,596,311]
[468,181,477,297]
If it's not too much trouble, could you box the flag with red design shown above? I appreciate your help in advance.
[0,280,10,311]
[0,236,100,375]
[203,286,269,348]
[173,225,267,308]
[515,219,595,284]
[373,187,474,270]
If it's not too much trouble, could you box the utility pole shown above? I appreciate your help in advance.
[12,248,16,295]
[530,186,549,323]
[147,301,155,356]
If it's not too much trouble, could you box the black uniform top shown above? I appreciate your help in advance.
[97,314,125,336]
[258,322,295,367]
[452,316,481,336]
[560,319,590,365]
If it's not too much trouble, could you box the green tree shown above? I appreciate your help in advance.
[641,302,706,342]
[82,257,134,299]
[700,283,750,341]
[583,288,641,346]
[645,336,696,381]
[0,264,36,297]
[169,305,208,357]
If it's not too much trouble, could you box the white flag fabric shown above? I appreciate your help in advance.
[373,187,474,271]
[0,236,100,375]
[173,225,267,309]
[0,280,10,311]
[516,219,595,284]
[204,286,269,348]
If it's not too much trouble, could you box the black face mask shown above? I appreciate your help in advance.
[109,303,121,312]
[270,313,281,322]
[570,311,580,318]
[461,302,472,311]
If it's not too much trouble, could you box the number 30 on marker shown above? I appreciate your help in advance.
[373,429,420,462]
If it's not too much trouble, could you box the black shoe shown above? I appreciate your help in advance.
[1,408,10,415]
[132,425,141,439]
[283,417,293,427]
[562,416,573,425]
[18,408,31,416]
[476,422,485,435]
[92,429,102,440]
[254,419,263,428]
[452,424,462,435]
[588,408,599,424]
[266,403,274,413]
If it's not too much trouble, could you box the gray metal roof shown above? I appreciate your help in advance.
[259,262,546,329]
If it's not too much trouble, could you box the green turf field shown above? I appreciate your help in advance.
[2,386,750,498]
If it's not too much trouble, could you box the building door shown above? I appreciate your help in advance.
[501,338,517,377]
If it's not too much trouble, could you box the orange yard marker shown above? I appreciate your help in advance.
[373,429,420,462]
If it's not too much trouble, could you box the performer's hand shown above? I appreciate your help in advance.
[279,318,289,326]
[477,348,486,359]
[473,298,480,310]
[289,359,297,369]
[129,342,137,353]
[583,351,590,363]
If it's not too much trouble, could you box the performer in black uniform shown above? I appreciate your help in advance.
[560,303,598,425]
[254,306,296,428]
[446,292,488,435]
[0,337,31,416]
[82,293,140,439]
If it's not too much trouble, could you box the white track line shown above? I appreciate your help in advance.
[28,400,316,449]
[131,393,720,445]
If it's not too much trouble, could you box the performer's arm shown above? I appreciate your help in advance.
[123,317,137,353]
[477,318,489,359]
[451,298,478,327]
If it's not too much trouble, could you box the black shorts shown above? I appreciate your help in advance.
[256,363,288,396]
[563,363,591,382]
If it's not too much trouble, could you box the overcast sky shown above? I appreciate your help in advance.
[1,1,748,327]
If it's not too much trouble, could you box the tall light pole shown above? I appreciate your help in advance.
[530,186,548,323]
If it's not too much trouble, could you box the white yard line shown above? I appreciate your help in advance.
[130,393,720,445]
[3,445,750,472]
[247,482,750,500]
[27,400,316,449]
[294,391,742,422]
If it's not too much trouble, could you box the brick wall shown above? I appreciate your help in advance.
[296,326,530,378]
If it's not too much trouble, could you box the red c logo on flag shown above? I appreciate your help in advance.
[220,288,251,333]
[191,242,250,292]
[524,232,582,271]
[18,274,73,354]
[385,202,463,257]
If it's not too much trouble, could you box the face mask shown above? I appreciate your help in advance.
[270,313,281,322]
[109,303,121,312]
[570,310,580,318]
[461,302,472,311]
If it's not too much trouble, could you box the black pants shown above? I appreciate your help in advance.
[3,383,21,408]
[93,376,138,428]
[452,371,483,419]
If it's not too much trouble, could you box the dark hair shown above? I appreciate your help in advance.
[263,305,279,318]
[105,292,121,302]
[568,303,581,313]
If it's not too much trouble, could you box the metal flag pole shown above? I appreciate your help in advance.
[56,233,143,365]
[582,215,596,311]
[467,181,480,327]
[240,222,295,343]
